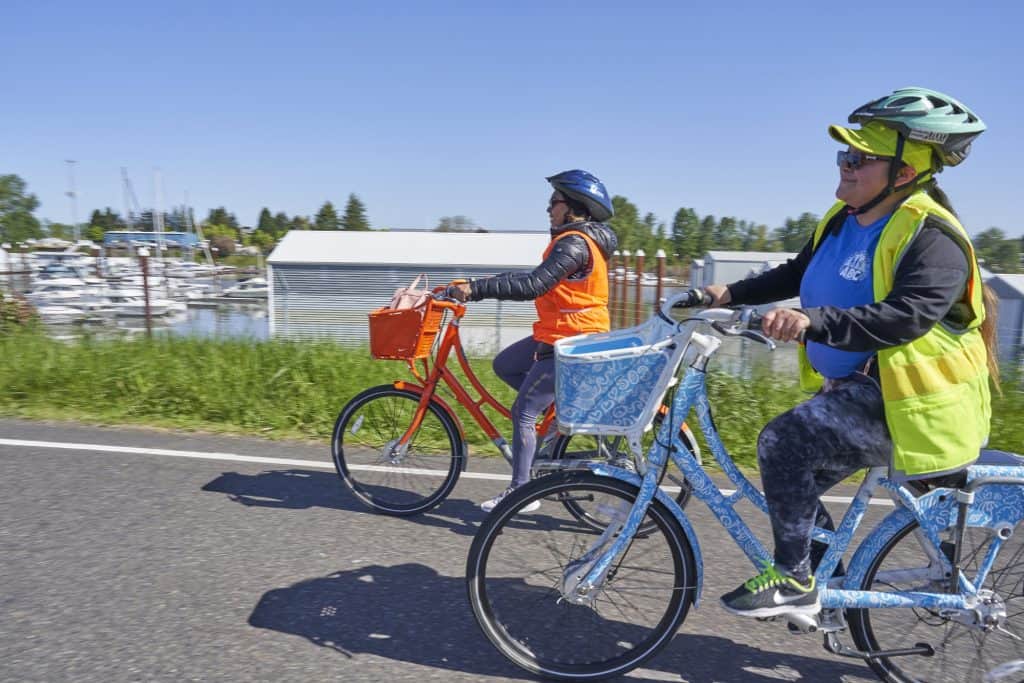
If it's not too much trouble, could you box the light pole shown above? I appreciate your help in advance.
[138,247,152,338]
[65,160,81,243]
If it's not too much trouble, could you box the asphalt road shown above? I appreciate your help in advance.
[0,418,887,682]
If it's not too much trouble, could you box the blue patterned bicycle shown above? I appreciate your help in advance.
[465,290,1024,682]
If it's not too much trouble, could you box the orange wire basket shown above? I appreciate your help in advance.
[368,300,446,360]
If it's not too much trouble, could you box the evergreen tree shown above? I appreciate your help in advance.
[289,215,312,232]
[772,212,818,252]
[257,208,275,235]
[671,207,700,263]
[86,208,122,242]
[314,201,340,231]
[0,174,42,244]
[696,215,716,257]
[435,216,478,232]
[341,193,371,231]
[273,212,289,237]
[608,196,644,252]
[205,207,239,231]
[974,227,1020,273]
[714,216,741,250]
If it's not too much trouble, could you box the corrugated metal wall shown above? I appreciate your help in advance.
[269,263,537,354]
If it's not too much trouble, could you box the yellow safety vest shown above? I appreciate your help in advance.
[799,192,990,477]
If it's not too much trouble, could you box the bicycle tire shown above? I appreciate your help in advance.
[332,385,463,516]
[466,471,697,681]
[548,419,695,534]
[847,518,1024,682]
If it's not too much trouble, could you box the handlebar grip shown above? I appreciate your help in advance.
[672,288,713,309]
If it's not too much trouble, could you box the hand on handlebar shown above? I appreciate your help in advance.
[759,307,810,343]
[443,280,471,303]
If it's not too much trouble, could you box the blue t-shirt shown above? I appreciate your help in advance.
[800,213,889,379]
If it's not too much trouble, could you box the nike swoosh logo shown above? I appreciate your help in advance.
[772,591,809,605]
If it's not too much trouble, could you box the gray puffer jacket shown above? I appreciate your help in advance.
[468,221,618,302]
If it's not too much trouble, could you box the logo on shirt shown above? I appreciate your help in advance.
[839,251,868,281]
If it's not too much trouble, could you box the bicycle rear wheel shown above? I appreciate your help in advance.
[466,471,697,681]
[332,385,463,516]
[848,519,1024,682]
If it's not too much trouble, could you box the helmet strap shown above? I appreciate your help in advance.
[852,134,907,215]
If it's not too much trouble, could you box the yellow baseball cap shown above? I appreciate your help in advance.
[829,120,934,174]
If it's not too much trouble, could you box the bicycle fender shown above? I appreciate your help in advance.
[843,477,1024,591]
[392,381,470,468]
[588,462,704,606]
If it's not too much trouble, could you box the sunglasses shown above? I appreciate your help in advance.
[837,150,892,170]
[547,199,568,212]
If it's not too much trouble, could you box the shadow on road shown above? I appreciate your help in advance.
[249,563,870,682]
[201,469,492,535]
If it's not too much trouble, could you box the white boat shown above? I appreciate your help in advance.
[221,277,268,299]
[165,262,218,278]
[25,278,93,305]
[34,304,86,324]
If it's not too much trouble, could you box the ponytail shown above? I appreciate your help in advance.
[980,283,1002,396]
[921,178,959,218]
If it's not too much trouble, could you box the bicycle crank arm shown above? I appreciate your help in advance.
[824,632,934,660]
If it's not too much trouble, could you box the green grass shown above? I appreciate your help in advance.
[2,329,1021,469]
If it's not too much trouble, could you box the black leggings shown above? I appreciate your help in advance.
[758,373,891,582]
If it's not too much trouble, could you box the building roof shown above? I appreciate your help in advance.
[704,250,798,262]
[989,274,1024,299]
[268,230,550,267]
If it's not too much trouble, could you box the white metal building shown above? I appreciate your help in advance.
[267,230,551,354]
[691,251,799,288]
[987,274,1024,362]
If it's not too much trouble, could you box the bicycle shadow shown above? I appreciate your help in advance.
[249,563,871,682]
[202,468,594,538]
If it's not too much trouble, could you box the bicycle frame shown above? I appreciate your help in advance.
[567,323,1024,616]
[391,298,556,466]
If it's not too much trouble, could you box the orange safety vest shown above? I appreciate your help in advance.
[532,230,610,344]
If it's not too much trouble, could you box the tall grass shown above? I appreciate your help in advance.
[2,329,1021,468]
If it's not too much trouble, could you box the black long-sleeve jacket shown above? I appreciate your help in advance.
[468,222,618,301]
[726,214,973,351]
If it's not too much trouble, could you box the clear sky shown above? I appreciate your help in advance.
[4,1,1022,237]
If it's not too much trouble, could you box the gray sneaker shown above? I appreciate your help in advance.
[720,562,819,618]
[480,486,541,514]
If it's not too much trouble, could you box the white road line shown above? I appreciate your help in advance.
[0,437,893,505]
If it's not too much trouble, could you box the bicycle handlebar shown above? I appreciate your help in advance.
[661,288,776,350]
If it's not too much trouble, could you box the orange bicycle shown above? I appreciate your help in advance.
[331,287,698,518]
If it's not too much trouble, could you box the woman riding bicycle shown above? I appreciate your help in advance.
[703,87,1000,618]
[448,169,618,512]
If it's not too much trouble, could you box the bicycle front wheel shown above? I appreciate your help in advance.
[332,385,463,516]
[848,519,1024,682]
[466,471,697,681]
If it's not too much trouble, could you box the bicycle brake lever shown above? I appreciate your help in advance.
[738,329,776,350]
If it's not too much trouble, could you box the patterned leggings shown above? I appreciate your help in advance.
[492,336,555,488]
[758,372,891,582]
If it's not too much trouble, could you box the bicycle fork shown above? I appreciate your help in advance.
[559,466,662,605]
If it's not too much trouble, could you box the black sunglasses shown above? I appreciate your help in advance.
[837,150,892,170]
[547,199,568,212]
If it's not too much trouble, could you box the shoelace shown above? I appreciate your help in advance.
[743,561,787,593]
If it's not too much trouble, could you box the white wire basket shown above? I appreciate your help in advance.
[554,316,686,436]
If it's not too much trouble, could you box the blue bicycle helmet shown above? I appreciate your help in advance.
[546,169,614,222]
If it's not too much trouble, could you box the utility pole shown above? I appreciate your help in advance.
[65,160,80,243]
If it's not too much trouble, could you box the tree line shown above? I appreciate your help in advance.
[1,173,1021,272]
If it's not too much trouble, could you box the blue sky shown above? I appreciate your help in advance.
[4,1,1022,237]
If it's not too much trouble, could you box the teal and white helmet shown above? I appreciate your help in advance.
[847,87,986,168]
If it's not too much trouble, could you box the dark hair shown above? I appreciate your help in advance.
[922,177,958,217]
[564,197,591,221]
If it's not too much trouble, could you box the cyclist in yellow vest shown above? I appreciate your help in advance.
[447,170,618,512]
[703,88,1000,618]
